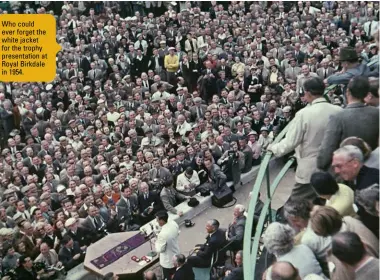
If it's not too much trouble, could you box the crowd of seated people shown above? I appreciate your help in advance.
[0,1,379,280]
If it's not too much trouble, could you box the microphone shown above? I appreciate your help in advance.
[147,223,157,258]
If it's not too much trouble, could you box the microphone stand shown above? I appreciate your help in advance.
[147,223,157,257]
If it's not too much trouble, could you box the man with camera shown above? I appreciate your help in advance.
[34,242,64,279]
[216,142,244,187]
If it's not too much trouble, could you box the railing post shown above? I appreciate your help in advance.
[265,167,272,223]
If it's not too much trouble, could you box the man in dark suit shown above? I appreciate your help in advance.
[251,110,264,134]
[187,219,227,268]
[331,145,379,237]
[324,35,339,51]
[22,111,36,135]
[137,182,162,224]
[58,235,85,270]
[318,77,379,170]
[223,250,243,280]
[105,200,129,233]
[293,43,305,65]
[29,156,46,182]
[189,53,203,90]
[200,61,218,102]
[172,254,195,280]
[216,59,232,79]
[350,29,369,47]
[80,205,109,242]
[116,186,140,230]
[95,165,116,184]
[15,256,39,280]
[64,217,91,247]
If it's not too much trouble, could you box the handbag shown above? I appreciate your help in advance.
[211,184,235,208]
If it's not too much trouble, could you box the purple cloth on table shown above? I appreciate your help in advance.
[90,233,147,269]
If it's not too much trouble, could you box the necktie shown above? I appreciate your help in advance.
[94,218,99,228]
[292,67,295,77]
[126,198,130,209]
[197,107,202,118]
[156,169,160,178]
[369,22,372,36]
[324,69,327,79]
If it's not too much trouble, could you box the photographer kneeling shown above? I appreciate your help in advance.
[197,158,230,194]
[217,141,245,189]
[160,177,191,217]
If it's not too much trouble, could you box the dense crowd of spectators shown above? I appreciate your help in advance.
[0,1,378,280]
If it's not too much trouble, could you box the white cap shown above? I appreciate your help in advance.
[46,84,53,91]
[36,107,44,115]
[57,185,66,193]
[65,218,77,227]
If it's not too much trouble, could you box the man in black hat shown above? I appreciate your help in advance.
[326,47,378,86]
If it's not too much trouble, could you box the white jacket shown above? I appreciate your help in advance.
[270,98,342,184]
[176,172,200,192]
[155,220,180,268]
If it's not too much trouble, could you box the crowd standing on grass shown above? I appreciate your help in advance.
[0,1,379,280]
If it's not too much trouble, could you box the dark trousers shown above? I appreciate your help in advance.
[162,267,176,280]
[187,255,211,268]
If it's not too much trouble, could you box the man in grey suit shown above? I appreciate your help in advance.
[318,77,379,170]
[296,64,319,95]
[190,97,207,120]
[226,205,246,251]
[148,158,173,182]
[332,232,379,280]
[316,59,335,79]
[204,158,227,190]
[284,58,301,84]
[160,179,188,216]
[256,95,269,118]
[87,62,103,81]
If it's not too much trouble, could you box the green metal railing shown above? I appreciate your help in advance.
[243,124,294,279]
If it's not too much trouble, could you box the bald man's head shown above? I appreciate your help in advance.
[266,261,301,280]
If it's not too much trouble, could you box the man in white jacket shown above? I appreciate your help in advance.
[268,77,342,202]
[154,211,180,280]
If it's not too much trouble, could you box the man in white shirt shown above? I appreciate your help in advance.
[363,15,379,38]
[176,167,200,196]
[154,211,180,280]
[141,128,161,147]
[151,83,171,101]
[106,104,120,125]
[175,114,192,136]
